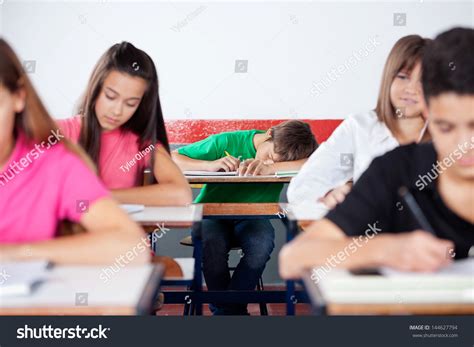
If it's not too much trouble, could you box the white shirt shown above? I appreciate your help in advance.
[287,110,399,204]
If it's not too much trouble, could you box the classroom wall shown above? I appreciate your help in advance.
[1,1,472,122]
[1,1,471,284]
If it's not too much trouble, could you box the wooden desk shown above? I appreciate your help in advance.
[130,205,203,228]
[326,303,474,315]
[302,270,474,315]
[186,175,292,184]
[0,264,163,315]
[279,202,329,228]
[203,202,281,217]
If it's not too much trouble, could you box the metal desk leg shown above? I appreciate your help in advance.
[284,218,298,316]
[191,221,203,315]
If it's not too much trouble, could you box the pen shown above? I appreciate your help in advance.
[225,150,241,161]
[224,151,242,175]
[398,186,436,235]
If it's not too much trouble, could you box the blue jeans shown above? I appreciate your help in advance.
[193,219,275,315]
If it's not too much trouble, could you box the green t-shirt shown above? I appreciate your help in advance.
[178,130,283,203]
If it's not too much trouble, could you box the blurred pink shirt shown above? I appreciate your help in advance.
[0,131,109,243]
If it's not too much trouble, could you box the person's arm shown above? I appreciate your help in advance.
[238,158,307,176]
[318,181,353,209]
[271,158,307,172]
[287,117,356,204]
[112,146,192,206]
[280,147,455,279]
[0,198,150,265]
[172,151,241,173]
[172,152,213,171]
[279,219,454,279]
[171,133,241,173]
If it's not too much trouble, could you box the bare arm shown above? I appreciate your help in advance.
[172,151,213,171]
[239,158,308,176]
[171,151,243,173]
[318,181,353,209]
[271,158,307,172]
[279,219,453,279]
[112,146,192,206]
[0,198,150,265]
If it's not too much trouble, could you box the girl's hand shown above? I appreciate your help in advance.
[318,181,353,209]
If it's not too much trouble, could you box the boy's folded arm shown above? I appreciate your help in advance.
[171,151,213,171]
[271,158,307,173]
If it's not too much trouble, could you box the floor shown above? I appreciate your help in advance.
[156,285,312,316]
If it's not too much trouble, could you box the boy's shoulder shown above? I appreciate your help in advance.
[375,142,435,165]
[214,129,262,137]
[207,129,263,142]
[370,142,437,188]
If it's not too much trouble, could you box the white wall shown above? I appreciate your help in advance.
[1,0,472,120]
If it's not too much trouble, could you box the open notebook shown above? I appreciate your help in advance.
[184,170,237,176]
[0,261,50,297]
[184,170,299,177]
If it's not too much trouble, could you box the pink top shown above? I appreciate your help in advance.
[57,116,155,189]
[0,132,109,243]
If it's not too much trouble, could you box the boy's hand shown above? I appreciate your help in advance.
[238,159,274,176]
[207,156,240,172]
[377,231,454,272]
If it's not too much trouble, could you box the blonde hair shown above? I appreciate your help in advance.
[375,35,431,135]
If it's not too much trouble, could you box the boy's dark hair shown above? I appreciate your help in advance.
[422,27,474,103]
[270,120,318,161]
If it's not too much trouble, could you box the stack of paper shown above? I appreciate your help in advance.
[0,261,49,297]
[316,259,474,304]
[184,170,237,176]
[121,204,145,214]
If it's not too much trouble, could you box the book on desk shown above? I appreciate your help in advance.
[0,260,163,315]
[303,258,474,315]
[183,170,299,178]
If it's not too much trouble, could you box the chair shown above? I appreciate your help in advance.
[179,235,268,315]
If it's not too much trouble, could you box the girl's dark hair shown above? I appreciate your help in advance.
[77,42,169,182]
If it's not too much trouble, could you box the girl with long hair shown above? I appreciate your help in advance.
[58,42,191,205]
[0,39,148,264]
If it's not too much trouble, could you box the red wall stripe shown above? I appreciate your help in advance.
[165,119,343,144]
